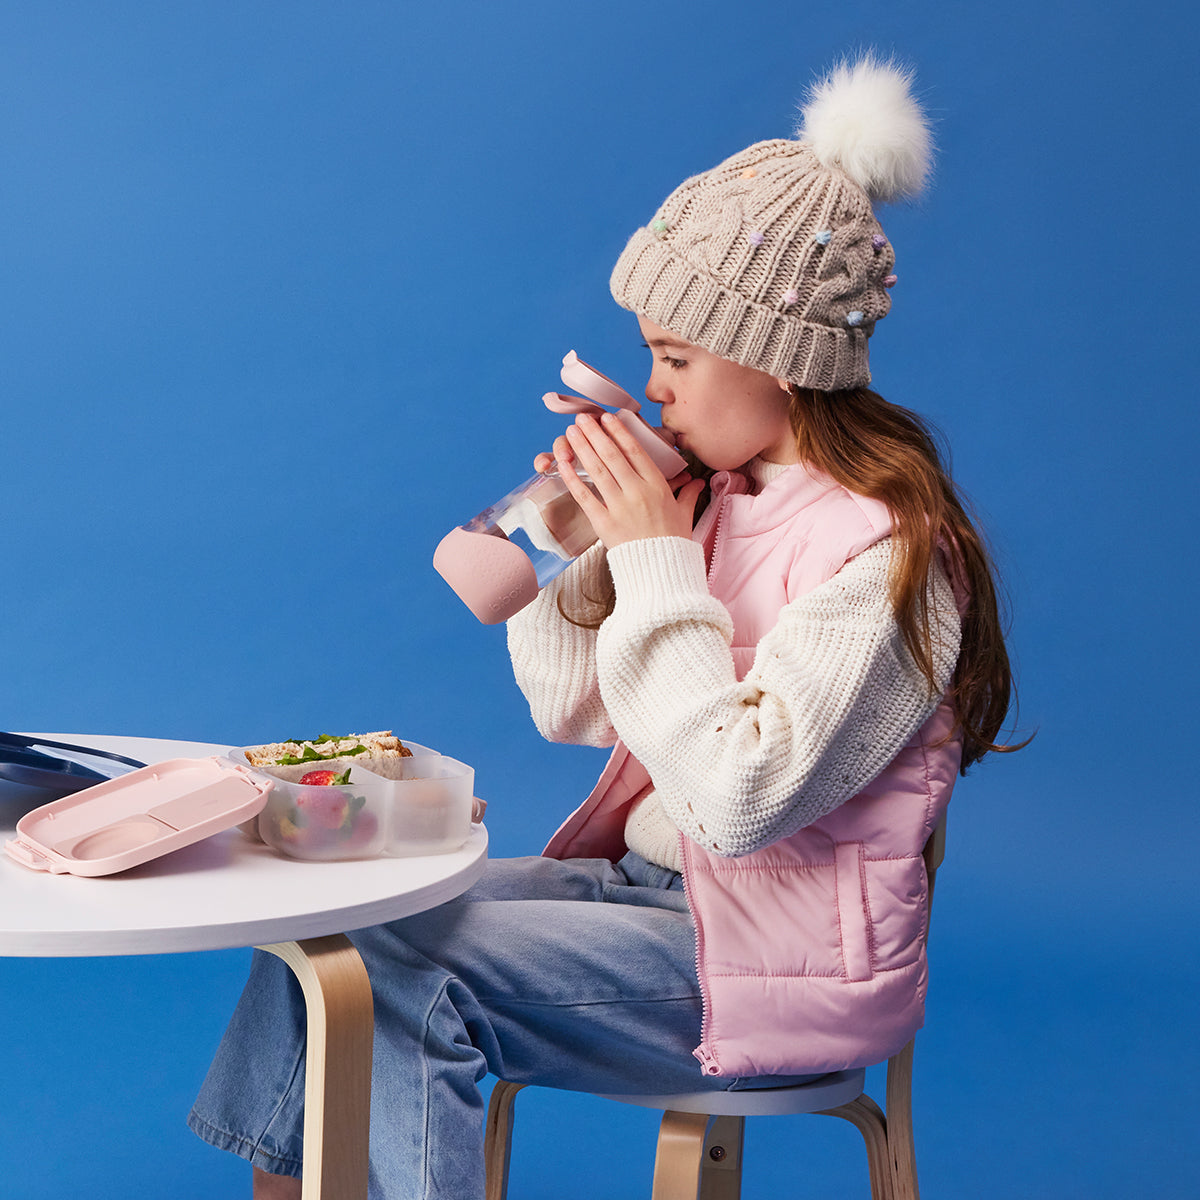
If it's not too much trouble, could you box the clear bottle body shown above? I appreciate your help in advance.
[462,469,597,588]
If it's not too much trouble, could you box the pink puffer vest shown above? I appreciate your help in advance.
[543,464,962,1077]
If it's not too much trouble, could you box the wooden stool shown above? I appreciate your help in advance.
[484,820,945,1200]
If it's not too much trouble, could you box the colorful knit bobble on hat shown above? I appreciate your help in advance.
[610,54,932,390]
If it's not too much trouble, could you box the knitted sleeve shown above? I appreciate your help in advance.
[505,541,618,748]
[597,535,961,857]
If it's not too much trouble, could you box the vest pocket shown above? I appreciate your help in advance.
[833,841,872,981]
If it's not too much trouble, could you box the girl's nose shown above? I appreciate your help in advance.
[644,373,669,407]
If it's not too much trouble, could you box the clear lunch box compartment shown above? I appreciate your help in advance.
[230,744,475,861]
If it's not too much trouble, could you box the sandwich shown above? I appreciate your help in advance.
[243,731,412,768]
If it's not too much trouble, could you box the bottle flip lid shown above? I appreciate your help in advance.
[4,756,273,876]
[543,352,688,478]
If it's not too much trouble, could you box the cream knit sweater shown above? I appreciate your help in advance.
[507,463,962,870]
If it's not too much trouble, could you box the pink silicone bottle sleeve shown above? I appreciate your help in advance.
[432,526,540,624]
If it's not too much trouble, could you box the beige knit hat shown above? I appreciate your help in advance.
[610,55,933,390]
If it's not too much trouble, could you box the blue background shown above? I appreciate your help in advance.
[1,2,1195,1196]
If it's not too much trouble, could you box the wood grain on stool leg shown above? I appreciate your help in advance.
[652,1110,716,1200]
[260,936,375,1200]
[818,1094,893,1200]
[885,1040,919,1200]
[484,1081,526,1200]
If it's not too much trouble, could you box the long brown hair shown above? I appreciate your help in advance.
[787,384,1025,770]
[560,385,1026,772]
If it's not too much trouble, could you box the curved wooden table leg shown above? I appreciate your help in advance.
[259,935,375,1200]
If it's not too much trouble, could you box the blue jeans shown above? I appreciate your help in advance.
[188,853,815,1200]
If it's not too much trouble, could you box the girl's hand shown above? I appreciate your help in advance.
[555,412,704,548]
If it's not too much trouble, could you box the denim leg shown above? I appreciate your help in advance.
[189,855,791,1200]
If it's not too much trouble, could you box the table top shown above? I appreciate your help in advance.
[0,734,488,957]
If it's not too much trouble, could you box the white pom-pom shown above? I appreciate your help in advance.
[797,54,932,203]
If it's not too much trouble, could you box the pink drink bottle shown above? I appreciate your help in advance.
[433,353,686,624]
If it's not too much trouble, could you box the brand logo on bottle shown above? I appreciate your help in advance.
[489,584,527,613]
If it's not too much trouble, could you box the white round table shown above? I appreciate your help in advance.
[0,734,489,1200]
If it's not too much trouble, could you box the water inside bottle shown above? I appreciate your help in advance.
[463,471,598,589]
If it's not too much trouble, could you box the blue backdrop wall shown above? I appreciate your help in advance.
[0,2,1195,1197]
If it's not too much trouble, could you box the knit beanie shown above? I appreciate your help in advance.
[609,55,933,390]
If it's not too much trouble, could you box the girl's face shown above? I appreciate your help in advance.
[637,316,798,471]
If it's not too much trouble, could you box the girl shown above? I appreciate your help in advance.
[189,54,1020,1199]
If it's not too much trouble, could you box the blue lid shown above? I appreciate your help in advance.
[0,732,145,796]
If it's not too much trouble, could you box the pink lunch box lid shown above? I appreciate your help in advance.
[3,756,273,877]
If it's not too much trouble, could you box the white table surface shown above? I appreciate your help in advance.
[0,734,488,957]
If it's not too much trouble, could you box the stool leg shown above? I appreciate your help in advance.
[817,1095,893,1200]
[698,1115,744,1200]
[653,1111,713,1200]
[652,1111,745,1200]
[259,936,374,1200]
[484,1081,526,1200]
[885,1041,920,1200]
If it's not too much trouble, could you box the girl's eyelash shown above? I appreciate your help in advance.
[641,342,687,369]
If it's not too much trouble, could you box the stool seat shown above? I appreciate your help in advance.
[599,1067,866,1116]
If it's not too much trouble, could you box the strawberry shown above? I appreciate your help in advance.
[299,767,352,787]
[297,789,351,830]
[342,810,380,851]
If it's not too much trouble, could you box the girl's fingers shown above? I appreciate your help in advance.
[562,423,616,492]
[564,414,648,489]
[552,433,574,465]
[554,452,603,517]
[676,475,706,514]
[598,412,661,480]
[553,413,698,548]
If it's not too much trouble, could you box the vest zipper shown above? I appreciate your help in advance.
[706,488,732,588]
[679,834,722,1075]
[689,473,736,1075]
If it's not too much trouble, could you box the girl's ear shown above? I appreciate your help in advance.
[776,377,792,394]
